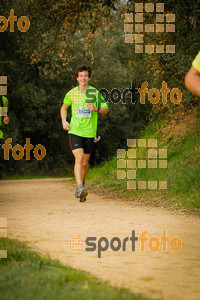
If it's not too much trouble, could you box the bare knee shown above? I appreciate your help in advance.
[83,161,89,169]
[75,155,84,166]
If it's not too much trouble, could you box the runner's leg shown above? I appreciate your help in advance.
[82,137,94,184]
[82,153,90,182]
[72,148,88,201]
[72,148,84,185]
[69,134,88,201]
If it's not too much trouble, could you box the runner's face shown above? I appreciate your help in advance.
[76,71,90,87]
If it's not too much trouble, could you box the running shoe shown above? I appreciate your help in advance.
[75,187,88,202]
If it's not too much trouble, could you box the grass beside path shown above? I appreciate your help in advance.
[0,238,148,300]
[87,106,200,211]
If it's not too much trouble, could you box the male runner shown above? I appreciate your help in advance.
[0,96,9,139]
[60,65,108,202]
[185,51,200,96]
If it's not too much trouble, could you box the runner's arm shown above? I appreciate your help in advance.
[87,104,108,114]
[98,107,108,114]
[60,104,70,130]
[94,135,101,143]
[3,116,9,124]
[185,66,200,97]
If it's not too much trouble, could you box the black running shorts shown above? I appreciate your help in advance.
[69,134,94,154]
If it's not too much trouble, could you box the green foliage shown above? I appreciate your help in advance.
[1,0,200,177]
[87,111,200,210]
[0,0,151,177]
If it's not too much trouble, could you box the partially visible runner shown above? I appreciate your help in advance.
[60,65,108,202]
[0,95,9,139]
[185,51,200,96]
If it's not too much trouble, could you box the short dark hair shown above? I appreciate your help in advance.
[75,65,92,78]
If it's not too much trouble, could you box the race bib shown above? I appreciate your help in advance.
[76,107,91,118]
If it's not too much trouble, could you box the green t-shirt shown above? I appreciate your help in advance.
[63,85,108,138]
[192,51,200,72]
[0,96,8,126]
[0,96,8,138]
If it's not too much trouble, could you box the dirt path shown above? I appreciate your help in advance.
[0,179,200,300]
